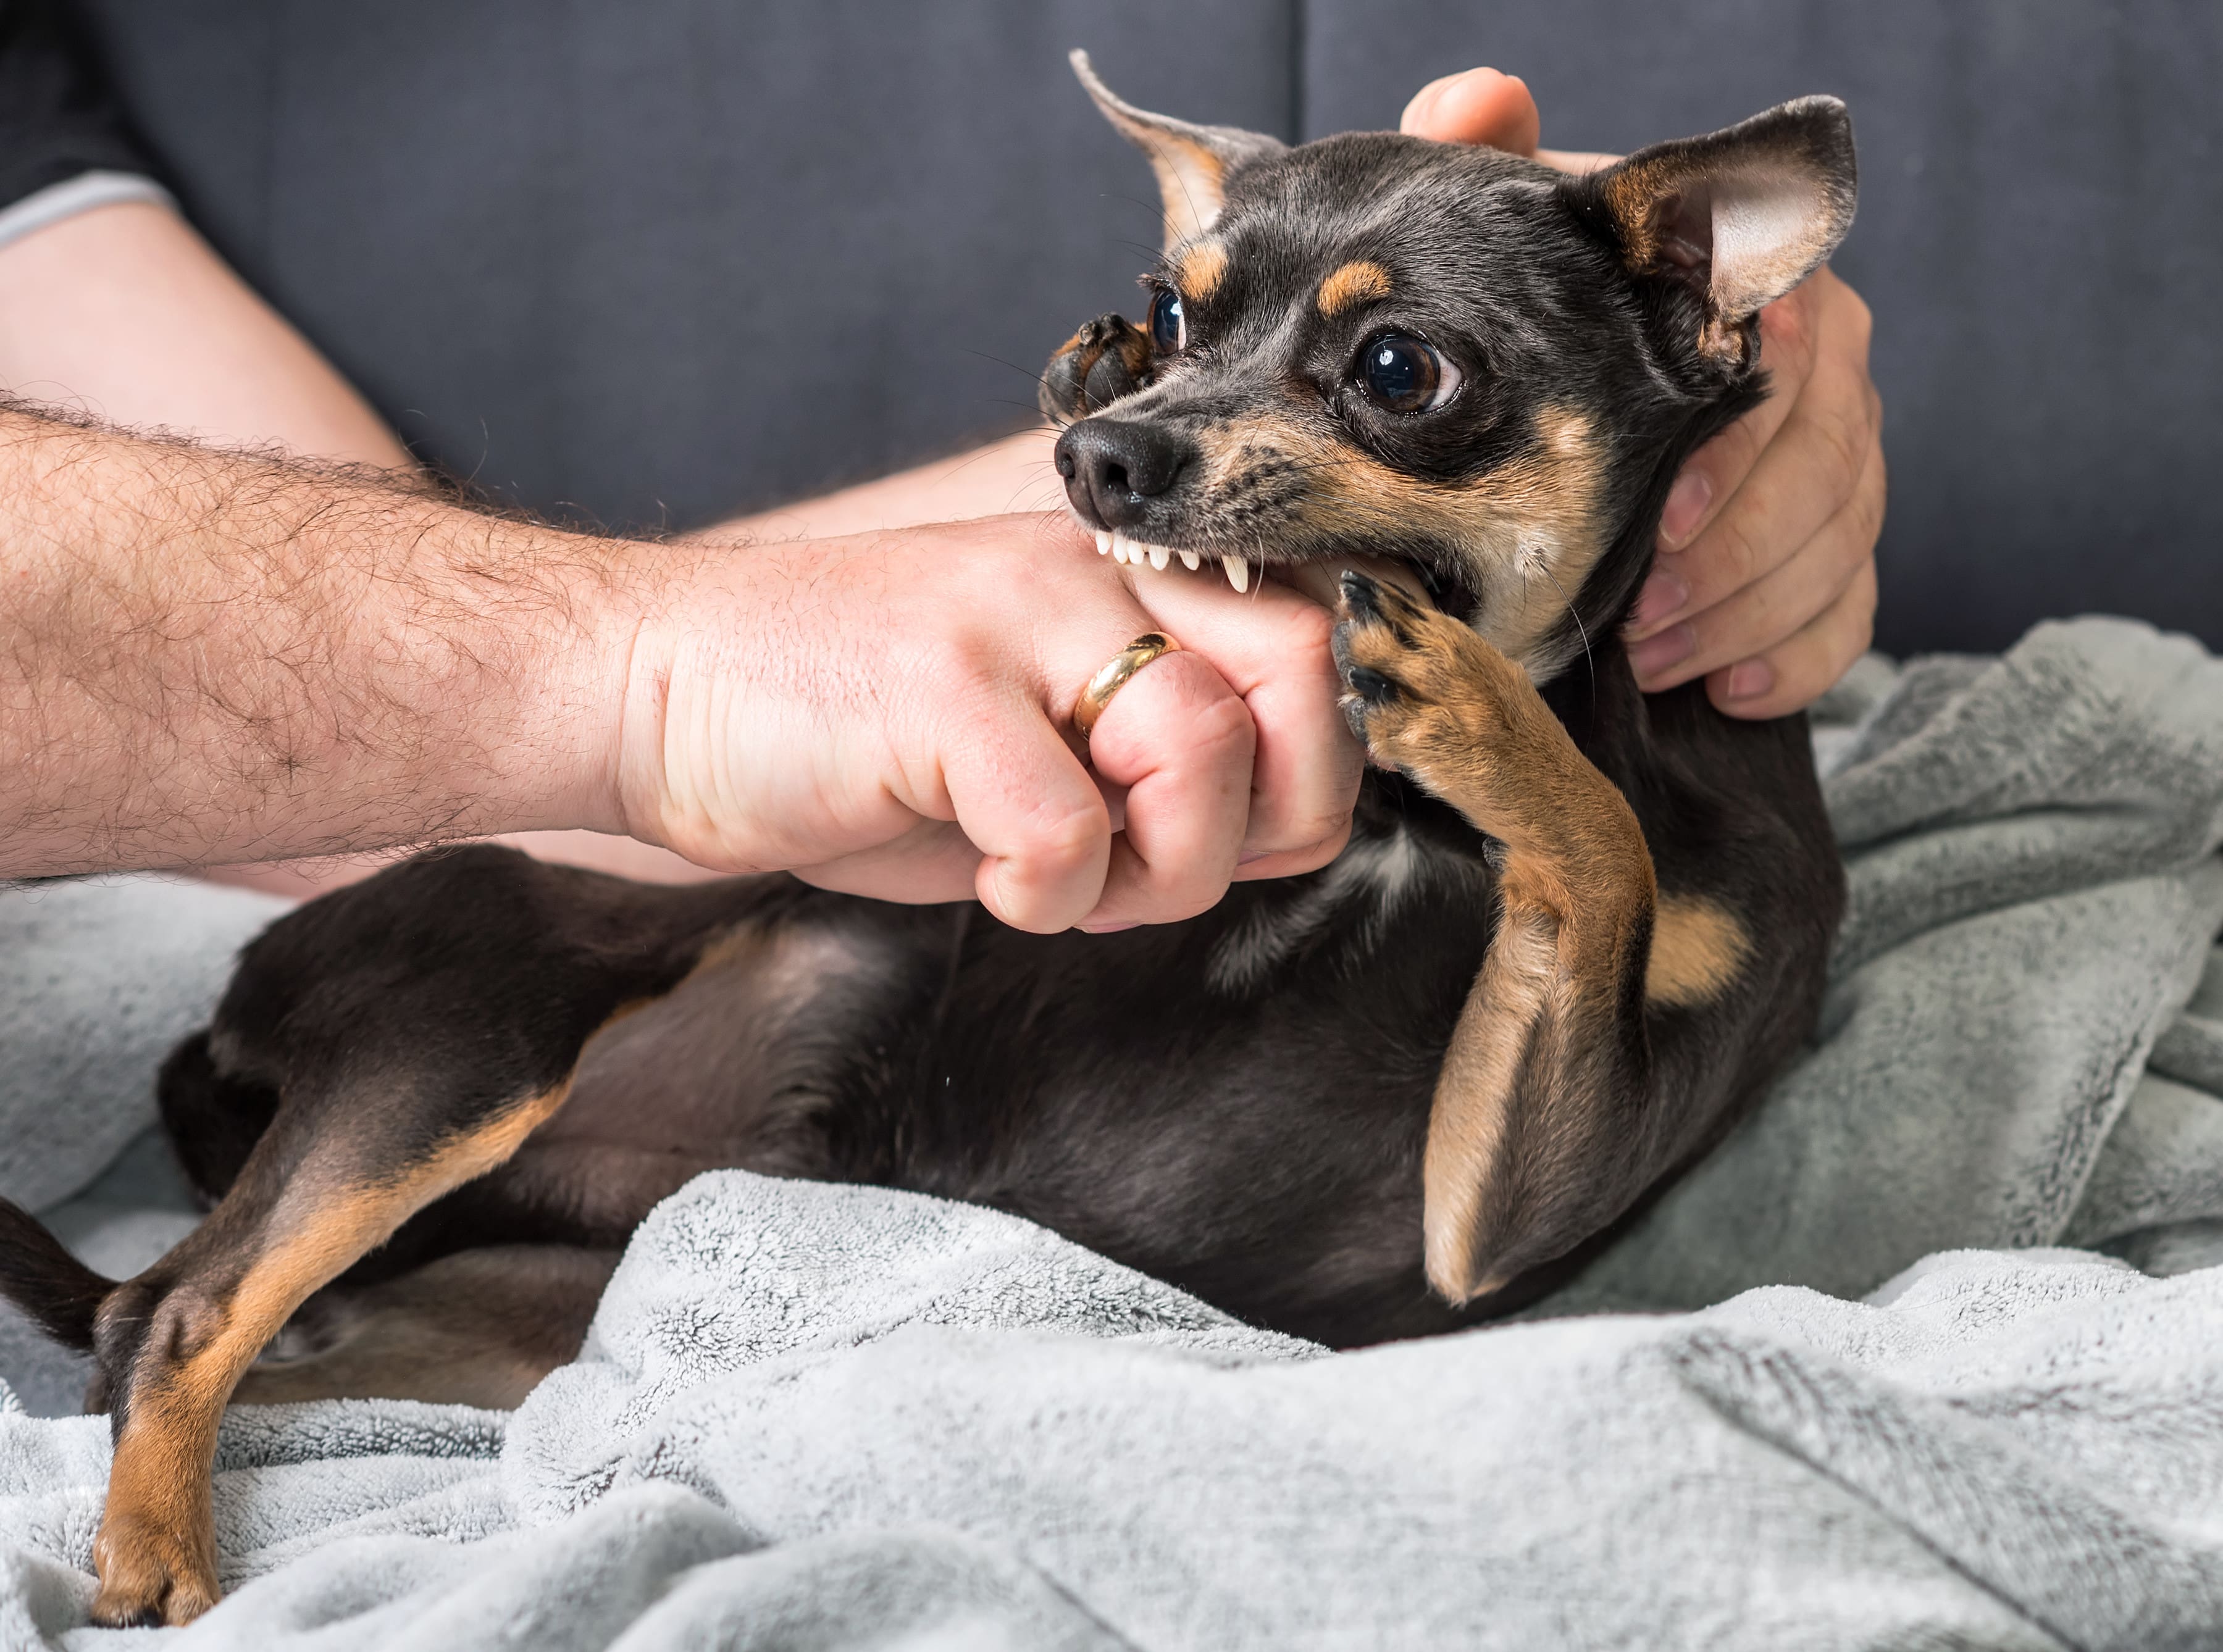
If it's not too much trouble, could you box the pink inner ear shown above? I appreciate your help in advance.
[1651,167,1830,323]
[1708,165,1832,319]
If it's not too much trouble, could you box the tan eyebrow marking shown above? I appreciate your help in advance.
[1178,240,1229,302]
[1317,259,1392,316]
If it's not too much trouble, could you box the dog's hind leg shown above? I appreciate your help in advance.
[233,1244,619,1409]
[67,845,767,1627]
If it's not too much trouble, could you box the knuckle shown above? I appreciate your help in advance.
[1022,795,1110,872]
[1759,290,1817,369]
[1186,682,1259,759]
[1811,396,1872,494]
[1836,280,1875,351]
[1853,466,1888,545]
[1707,507,1771,590]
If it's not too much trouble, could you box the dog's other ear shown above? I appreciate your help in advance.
[1573,96,1856,364]
[1070,49,1286,248]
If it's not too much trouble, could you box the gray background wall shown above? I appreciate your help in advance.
[73,1,2223,656]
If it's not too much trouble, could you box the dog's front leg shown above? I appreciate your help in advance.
[1334,572,1766,1304]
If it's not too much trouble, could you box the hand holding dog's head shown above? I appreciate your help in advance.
[1049,52,1856,683]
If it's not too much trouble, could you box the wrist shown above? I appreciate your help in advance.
[499,532,670,845]
[581,534,786,866]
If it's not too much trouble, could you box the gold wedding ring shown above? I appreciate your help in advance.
[1072,632,1181,741]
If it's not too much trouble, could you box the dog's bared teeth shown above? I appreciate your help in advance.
[1111,532,1130,564]
[1179,550,1202,571]
[1223,556,1249,594]
[1095,530,1112,556]
[1148,544,1171,571]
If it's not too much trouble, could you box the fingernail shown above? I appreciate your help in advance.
[1077,920,1140,934]
[1626,566,1689,635]
[1724,659,1775,702]
[1237,851,1273,866]
[1657,469,1712,549]
[1625,623,1695,680]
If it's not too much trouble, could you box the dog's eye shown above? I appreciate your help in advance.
[1357,333,1461,414]
[1149,288,1187,354]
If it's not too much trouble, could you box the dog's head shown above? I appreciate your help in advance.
[1046,52,1856,677]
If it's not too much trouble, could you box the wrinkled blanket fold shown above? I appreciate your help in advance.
[0,615,2219,1650]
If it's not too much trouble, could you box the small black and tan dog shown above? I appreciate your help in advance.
[0,54,1852,1625]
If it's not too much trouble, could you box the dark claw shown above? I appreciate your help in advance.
[1346,665,1401,706]
[1339,569,1381,620]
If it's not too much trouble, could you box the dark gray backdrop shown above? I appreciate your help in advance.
[72,1,2223,655]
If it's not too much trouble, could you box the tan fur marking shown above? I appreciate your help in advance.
[1421,904,1555,1296]
[1189,406,1606,675]
[1317,259,1391,315]
[1645,894,1749,1006]
[1177,240,1229,302]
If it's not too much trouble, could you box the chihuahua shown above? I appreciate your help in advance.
[0,53,1851,1625]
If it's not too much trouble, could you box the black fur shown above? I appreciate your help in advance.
[0,93,1851,1383]
[0,1198,106,1350]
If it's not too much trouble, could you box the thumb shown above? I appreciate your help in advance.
[1400,67,1541,156]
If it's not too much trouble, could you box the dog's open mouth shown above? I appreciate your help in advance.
[1083,521,1476,621]
[1088,527,1260,590]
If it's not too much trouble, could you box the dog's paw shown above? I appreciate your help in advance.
[90,1512,219,1628]
[1333,570,1533,795]
[1039,313,1154,422]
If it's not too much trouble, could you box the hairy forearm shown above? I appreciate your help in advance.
[0,407,630,876]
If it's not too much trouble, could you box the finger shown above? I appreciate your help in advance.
[1075,649,1256,928]
[1628,280,1828,617]
[1128,569,1360,872]
[938,687,1113,933]
[1625,324,1878,671]
[1531,146,1617,176]
[791,819,984,904]
[1706,555,1879,720]
[1636,435,1885,696]
[1400,68,1541,154]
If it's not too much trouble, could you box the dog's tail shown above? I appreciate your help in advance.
[0,1200,111,1351]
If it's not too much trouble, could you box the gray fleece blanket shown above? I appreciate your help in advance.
[1,615,2221,1650]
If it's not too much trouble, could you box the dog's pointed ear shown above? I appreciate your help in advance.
[1572,96,1857,364]
[1070,49,1286,248]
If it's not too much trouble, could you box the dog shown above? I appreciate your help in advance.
[0,54,1853,1625]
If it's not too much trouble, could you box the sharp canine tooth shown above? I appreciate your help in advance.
[1180,549,1201,570]
[1095,530,1112,556]
[1149,544,1171,570]
[1223,556,1249,594]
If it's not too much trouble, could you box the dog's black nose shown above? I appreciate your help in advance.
[1055,420,1191,529]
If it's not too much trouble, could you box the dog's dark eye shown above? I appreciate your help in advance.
[1357,333,1461,414]
[1149,288,1186,354]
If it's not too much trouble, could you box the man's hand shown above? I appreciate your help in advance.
[1402,69,1885,718]
[616,514,1355,932]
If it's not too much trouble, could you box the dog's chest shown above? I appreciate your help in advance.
[1204,783,1497,997]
